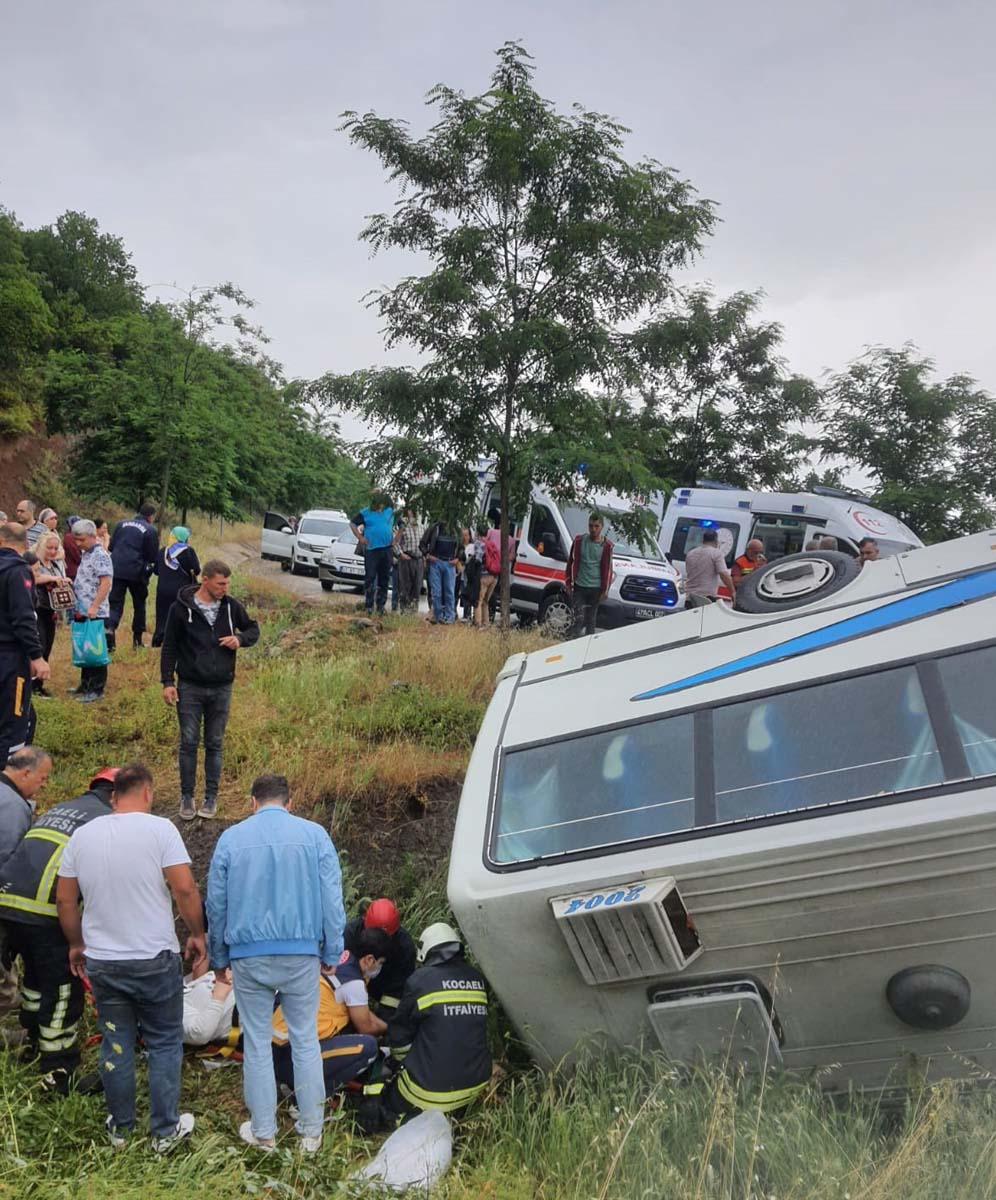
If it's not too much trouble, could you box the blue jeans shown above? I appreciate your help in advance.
[232,955,323,1139]
[86,951,184,1138]
[364,546,392,614]
[428,559,456,623]
[177,681,232,801]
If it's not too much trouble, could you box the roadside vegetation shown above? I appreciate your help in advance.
[4,532,996,1197]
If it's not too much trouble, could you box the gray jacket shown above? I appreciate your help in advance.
[0,775,33,869]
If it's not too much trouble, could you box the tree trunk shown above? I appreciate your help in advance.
[158,454,172,531]
[499,468,511,636]
[180,506,188,526]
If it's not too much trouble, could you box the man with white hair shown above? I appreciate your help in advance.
[71,520,113,702]
[0,522,50,765]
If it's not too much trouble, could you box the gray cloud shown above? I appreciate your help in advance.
[5,0,995,424]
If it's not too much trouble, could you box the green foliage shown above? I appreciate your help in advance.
[634,287,821,489]
[0,210,53,435]
[310,42,716,607]
[821,345,996,541]
[341,683,484,750]
[2,203,364,519]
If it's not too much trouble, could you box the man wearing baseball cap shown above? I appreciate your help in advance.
[0,767,119,1093]
[343,897,417,1016]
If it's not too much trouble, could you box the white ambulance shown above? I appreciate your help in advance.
[478,475,682,635]
[658,484,922,571]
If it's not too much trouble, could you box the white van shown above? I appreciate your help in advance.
[449,532,996,1090]
[659,485,922,572]
[478,476,682,634]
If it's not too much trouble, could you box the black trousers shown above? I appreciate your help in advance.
[364,547,392,614]
[80,665,108,696]
[0,648,34,767]
[2,919,85,1075]
[397,556,423,610]
[108,577,149,641]
[570,586,602,637]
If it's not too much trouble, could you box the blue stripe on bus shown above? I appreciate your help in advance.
[631,567,996,702]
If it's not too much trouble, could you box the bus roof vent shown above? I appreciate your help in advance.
[550,876,702,985]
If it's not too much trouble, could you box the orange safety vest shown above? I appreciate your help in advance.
[719,553,766,599]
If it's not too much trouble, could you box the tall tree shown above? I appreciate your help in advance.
[310,42,715,623]
[0,211,53,436]
[632,287,820,488]
[821,345,996,542]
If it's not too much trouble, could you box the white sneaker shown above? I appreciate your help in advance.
[106,1116,127,1149]
[299,1133,322,1154]
[239,1120,276,1151]
[152,1112,194,1154]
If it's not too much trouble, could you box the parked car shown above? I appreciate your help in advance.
[318,528,366,591]
[261,510,297,570]
[288,509,350,576]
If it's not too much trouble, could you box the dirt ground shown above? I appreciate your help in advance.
[172,777,461,899]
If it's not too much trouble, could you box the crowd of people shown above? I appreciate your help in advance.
[0,756,491,1152]
[0,495,492,1153]
[349,495,515,629]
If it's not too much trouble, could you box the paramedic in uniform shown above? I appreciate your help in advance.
[0,522,49,765]
[343,897,417,1015]
[360,922,491,1132]
[272,927,389,1100]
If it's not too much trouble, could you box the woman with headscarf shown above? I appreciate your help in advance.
[152,526,200,647]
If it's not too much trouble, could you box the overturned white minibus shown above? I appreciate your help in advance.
[448,533,996,1090]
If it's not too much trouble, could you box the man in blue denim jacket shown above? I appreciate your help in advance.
[206,773,344,1153]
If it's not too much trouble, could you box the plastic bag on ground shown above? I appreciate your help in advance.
[351,1110,452,1193]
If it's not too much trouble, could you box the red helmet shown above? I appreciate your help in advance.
[90,767,120,788]
[364,898,400,936]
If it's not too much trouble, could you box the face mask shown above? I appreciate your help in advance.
[364,963,383,981]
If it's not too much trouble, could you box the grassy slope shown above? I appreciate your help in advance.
[4,533,996,1197]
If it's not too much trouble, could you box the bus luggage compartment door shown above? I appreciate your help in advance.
[647,978,783,1072]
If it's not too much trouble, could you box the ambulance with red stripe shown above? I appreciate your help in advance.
[477,473,683,636]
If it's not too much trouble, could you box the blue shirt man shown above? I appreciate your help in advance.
[206,773,344,1152]
[350,496,395,617]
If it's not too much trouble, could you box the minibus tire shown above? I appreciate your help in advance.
[735,550,860,613]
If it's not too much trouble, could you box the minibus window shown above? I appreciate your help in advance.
[494,714,695,863]
[937,647,996,776]
[713,666,942,822]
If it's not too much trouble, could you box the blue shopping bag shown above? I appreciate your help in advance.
[71,617,111,668]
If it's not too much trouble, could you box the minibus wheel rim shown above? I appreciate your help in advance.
[755,557,836,602]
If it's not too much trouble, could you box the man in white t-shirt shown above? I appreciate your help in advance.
[56,763,207,1151]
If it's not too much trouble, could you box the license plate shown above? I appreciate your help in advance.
[343,564,363,575]
[634,607,665,619]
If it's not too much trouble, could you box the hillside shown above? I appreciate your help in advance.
[3,537,996,1198]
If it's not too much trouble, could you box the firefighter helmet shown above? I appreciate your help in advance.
[364,897,401,936]
[417,922,461,964]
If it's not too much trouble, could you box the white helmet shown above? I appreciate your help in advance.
[417,922,461,964]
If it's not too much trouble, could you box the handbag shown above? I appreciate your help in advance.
[71,617,111,668]
[49,580,76,612]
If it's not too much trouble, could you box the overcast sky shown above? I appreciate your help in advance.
[5,0,995,443]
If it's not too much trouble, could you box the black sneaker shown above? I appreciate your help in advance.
[76,692,102,704]
[179,797,196,822]
[198,798,217,820]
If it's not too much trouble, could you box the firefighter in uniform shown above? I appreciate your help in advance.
[360,922,491,1132]
[0,767,118,1093]
[0,521,50,767]
[343,897,417,1016]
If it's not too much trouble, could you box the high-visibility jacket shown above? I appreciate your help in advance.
[387,946,491,1112]
[0,788,111,924]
